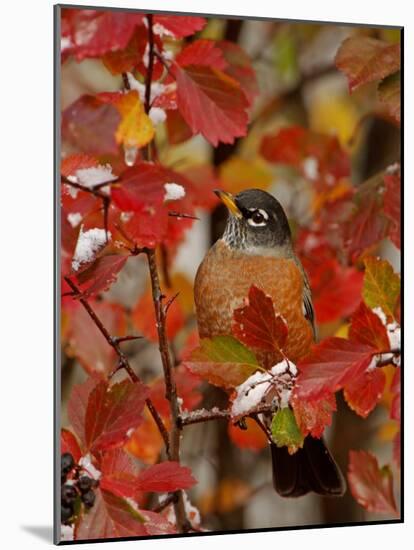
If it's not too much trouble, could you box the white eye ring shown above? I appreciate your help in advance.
[247,208,268,227]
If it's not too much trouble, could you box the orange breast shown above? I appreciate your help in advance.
[194,240,313,366]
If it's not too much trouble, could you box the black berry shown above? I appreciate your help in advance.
[61,453,74,476]
[82,489,96,508]
[78,476,93,493]
[61,484,77,505]
[61,504,73,524]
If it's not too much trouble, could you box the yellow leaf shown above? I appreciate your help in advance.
[312,179,352,213]
[377,419,399,442]
[308,94,359,148]
[219,156,273,194]
[363,257,400,319]
[114,90,154,148]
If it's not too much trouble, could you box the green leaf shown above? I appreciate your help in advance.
[271,407,304,454]
[362,257,400,319]
[183,335,260,389]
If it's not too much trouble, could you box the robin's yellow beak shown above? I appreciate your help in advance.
[214,190,242,218]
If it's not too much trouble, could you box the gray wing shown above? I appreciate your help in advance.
[293,255,317,341]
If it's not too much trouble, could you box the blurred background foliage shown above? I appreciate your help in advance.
[61,14,401,531]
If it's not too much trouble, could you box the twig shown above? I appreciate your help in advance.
[152,493,178,513]
[63,276,169,451]
[178,402,280,427]
[168,211,200,221]
[139,13,189,533]
[144,248,190,532]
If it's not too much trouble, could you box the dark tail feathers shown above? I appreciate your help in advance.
[271,436,346,498]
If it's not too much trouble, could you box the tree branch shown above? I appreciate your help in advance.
[63,276,169,453]
[144,248,190,532]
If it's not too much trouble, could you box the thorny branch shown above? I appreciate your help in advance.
[63,276,170,452]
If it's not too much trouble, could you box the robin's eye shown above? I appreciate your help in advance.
[247,208,268,227]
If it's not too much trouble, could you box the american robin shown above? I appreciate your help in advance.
[194,188,345,497]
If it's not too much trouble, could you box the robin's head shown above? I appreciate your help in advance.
[215,188,292,252]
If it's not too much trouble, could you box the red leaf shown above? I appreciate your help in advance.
[343,368,386,418]
[291,393,336,438]
[75,255,128,298]
[335,36,400,92]
[393,431,400,468]
[295,337,376,400]
[62,95,120,155]
[153,14,206,38]
[102,27,147,74]
[112,162,195,247]
[176,39,227,69]
[166,109,193,145]
[74,489,154,540]
[84,379,148,453]
[349,302,390,351]
[348,450,399,517]
[175,65,249,146]
[61,429,82,463]
[132,288,185,343]
[62,9,144,61]
[100,448,141,499]
[342,193,389,262]
[232,285,288,352]
[384,171,401,249]
[297,233,363,323]
[67,376,100,451]
[66,301,127,375]
[228,418,268,451]
[135,461,196,492]
[216,40,259,104]
[260,126,350,189]
[390,368,400,422]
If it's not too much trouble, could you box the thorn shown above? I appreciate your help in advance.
[164,292,180,314]
[114,335,143,344]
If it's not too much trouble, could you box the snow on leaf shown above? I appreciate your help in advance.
[291,393,336,438]
[230,360,297,419]
[182,335,260,389]
[294,337,377,400]
[152,14,206,38]
[383,170,401,249]
[232,285,288,353]
[163,183,186,202]
[343,368,386,418]
[84,379,148,454]
[335,36,400,92]
[176,39,227,69]
[271,408,304,454]
[348,450,399,517]
[175,64,249,146]
[72,227,109,272]
[62,9,144,61]
[362,257,400,319]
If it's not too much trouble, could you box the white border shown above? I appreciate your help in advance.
[1,1,410,548]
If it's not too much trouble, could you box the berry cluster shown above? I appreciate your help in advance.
[61,452,98,525]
